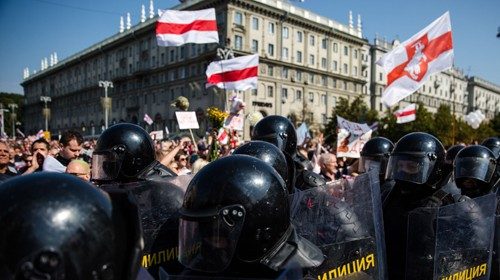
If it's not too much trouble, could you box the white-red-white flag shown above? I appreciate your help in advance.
[206,54,259,90]
[143,114,153,125]
[394,103,417,124]
[377,12,453,107]
[217,127,228,145]
[156,8,219,47]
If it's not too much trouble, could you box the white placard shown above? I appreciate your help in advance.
[175,111,199,130]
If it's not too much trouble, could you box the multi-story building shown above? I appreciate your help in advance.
[21,0,370,139]
[369,37,469,117]
[467,76,500,120]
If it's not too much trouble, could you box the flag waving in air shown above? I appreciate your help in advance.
[143,114,153,125]
[377,12,453,107]
[206,54,259,91]
[394,103,417,124]
[156,8,219,47]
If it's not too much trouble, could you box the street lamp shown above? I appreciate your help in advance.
[8,103,18,139]
[40,96,52,132]
[98,81,113,129]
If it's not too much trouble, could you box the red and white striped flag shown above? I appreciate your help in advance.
[377,12,453,107]
[394,104,417,124]
[217,127,228,145]
[206,54,259,90]
[156,8,219,47]
[144,114,153,125]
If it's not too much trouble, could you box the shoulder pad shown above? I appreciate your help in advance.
[302,170,326,188]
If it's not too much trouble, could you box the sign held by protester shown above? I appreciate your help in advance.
[175,111,199,129]
[336,116,372,158]
[149,130,164,140]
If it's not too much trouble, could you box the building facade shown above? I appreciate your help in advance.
[21,0,498,140]
[21,0,370,140]
[467,76,500,120]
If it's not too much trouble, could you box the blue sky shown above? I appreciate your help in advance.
[0,0,498,94]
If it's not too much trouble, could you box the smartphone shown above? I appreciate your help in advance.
[36,153,44,166]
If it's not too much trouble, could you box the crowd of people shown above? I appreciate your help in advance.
[0,115,499,279]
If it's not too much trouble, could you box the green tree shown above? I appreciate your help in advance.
[488,112,500,135]
[432,104,455,146]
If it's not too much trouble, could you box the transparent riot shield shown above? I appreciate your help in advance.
[291,170,386,280]
[405,193,497,280]
[100,174,193,278]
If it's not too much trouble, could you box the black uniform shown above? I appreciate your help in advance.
[178,155,324,278]
[0,173,143,280]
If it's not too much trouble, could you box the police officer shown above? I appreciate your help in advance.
[92,123,176,184]
[359,136,394,203]
[454,145,497,198]
[92,123,185,278]
[233,140,293,193]
[482,136,500,159]
[0,173,143,280]
[383,132,447,279]
[178,155,324,278]
[251,115,325,191]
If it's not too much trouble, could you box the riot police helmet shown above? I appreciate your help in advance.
[0,173,142,280]
[92,123,156,182]
[233,140,292,193]
[454,145,497,197]
[178,155,294,273]
[481,136,500,158]
[442,144,466,178]
[251,115,297,157]
[386,132,445,187]
[359,137,394,177]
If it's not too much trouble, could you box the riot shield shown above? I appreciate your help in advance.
[405,193,497,280]
[291,170,386,280]
[490,195,500,280]
[100,174,193,279]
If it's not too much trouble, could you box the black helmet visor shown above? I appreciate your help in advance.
[178,204,246,273]
[91,151,123,180]
[454,157,496,183]
[386,154,436,184]
[359,156,381,173]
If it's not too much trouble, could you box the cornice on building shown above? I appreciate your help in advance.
[467,76,500,93]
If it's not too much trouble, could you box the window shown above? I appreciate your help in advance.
[169,49,175,62]
[251,89,257,96]
[268,22,275,34]
[333,60,338,71]
[332,79,337,88]
[295,90,302,100]
[321,94,327,104]
[268,66,274,76]
[321,76,327,86]
[251,40,259,53]
[282,47,289,59]
[252,17,259,30]
[234,35,243,50]
[234,11,243,25]
[333,43,338,53]
[343,63,348,74]
[322,113,327,124]
[332,96,337,107]
[308,92,314,102]
[353,66,358,76]
[268,44,274,56]
[309,74,314,84]
[344,81,348,90]
[267,85,274,97]
[344,46,349,56]
[296,70,302,81]
[309,35,315,46]
[321,58,327,69]
[297,31,303,42]
[309,54,315,65]
[282,26,289,38]
[322,38,327,49]
[296,51,302,63]
[281,88,288,100]
[379,73,383,81]
[282,67,289,78]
